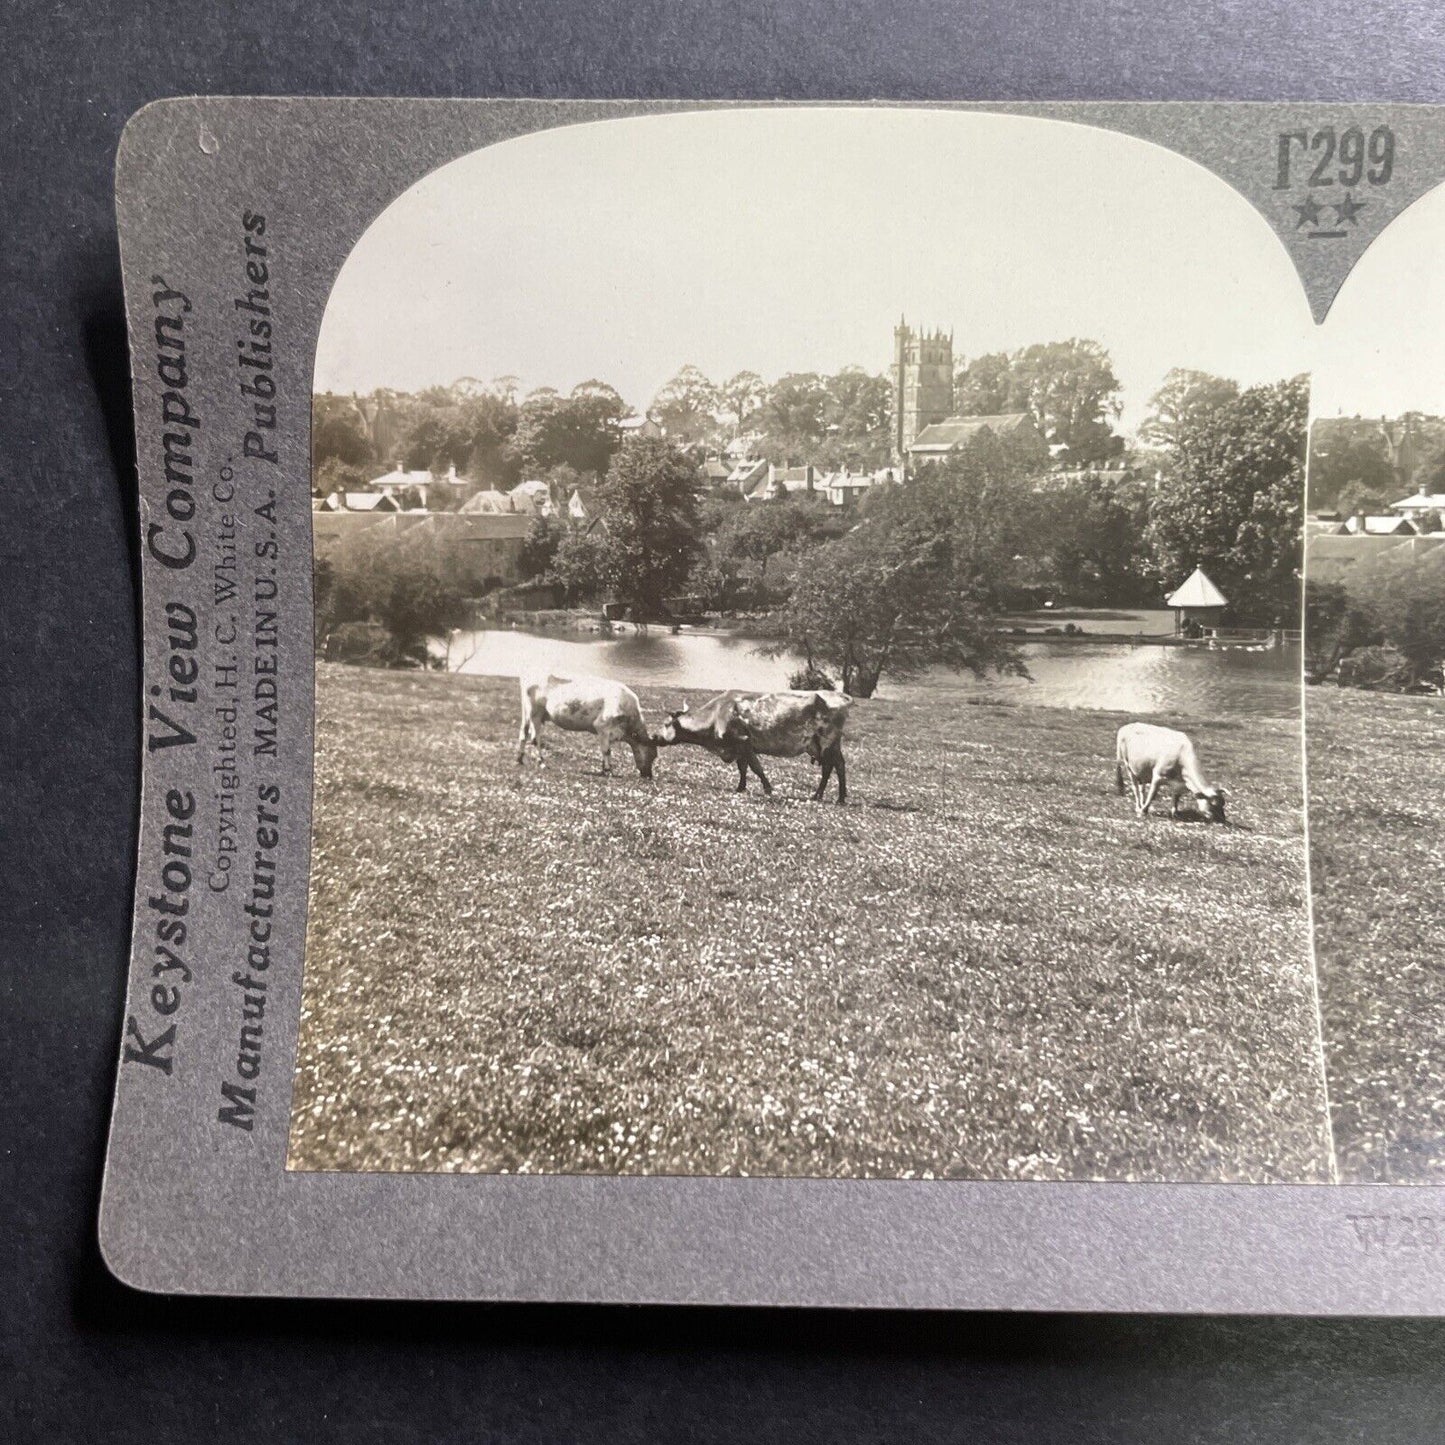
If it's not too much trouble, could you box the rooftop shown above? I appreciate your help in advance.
[908,412,1033,453]
[1164,567,1227,610]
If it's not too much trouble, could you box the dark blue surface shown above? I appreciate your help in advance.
[6,2,1445,1438]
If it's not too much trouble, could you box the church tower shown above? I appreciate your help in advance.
[892,319,954,461]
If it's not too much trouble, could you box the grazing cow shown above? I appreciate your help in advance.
[1115,722,1227,822]
[653,690,852,803]
[516,674,658,778]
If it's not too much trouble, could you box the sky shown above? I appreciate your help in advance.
[1312,177,1445,420]
[316,107,1320,437]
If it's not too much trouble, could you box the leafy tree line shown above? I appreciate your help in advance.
[312,379,632,504]
[314,335,1136,488]
[315,359,1309,690]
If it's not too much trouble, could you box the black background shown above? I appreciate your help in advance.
[6,2,1445,1439]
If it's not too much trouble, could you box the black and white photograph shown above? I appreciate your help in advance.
[285,108,1329,1183]
[1305,178,1445,1186]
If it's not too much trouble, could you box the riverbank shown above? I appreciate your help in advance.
[289,664,1330,1181]
[1307,687,1445,1183]
[485,605,1189,645]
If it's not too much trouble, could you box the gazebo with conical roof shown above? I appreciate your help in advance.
[1164,567,1227,636]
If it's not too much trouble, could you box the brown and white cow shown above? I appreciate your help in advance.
[652,690,852,803]
[516,674,658,778]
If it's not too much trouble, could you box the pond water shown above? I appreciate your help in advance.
[447,612,1301,720]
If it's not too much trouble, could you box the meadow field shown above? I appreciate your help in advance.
[1307,688,1445,1184]
[288,663,1333,1181]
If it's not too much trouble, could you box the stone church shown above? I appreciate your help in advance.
[890,319,1037,466]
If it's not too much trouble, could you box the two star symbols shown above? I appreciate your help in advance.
[1293,191,1367,228]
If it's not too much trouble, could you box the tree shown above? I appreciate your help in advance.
[765,430,1036,695]
[953,352,1013,417]
[719,370,767,435]
[1139,369,1240,451]
[1413,441,1445,496]
[713,493,840,589]
[379,571,468,661]
[868,428,1041,599]
[549,523,612,606]
[819,367,892,467]
[1332,477,1396,521]
[313,397,377,470]
[519,514,563,579]
[755,372,829,461]
[773,524,1024,698]
[1346,546,1445,686]
[1028,471,1155,605]
[649,365,720,446]
[1304,578,1379,684]
[514,384,628,476]
[593,438,702,613]
[953,341,1123,464]
[313,456,370,499]
[1146,375,1308,625]
[1008,339,1123,464]
[1307,429,1396,513]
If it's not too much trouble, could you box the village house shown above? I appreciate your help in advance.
[566,486,605,527]
[724,433,764,462]
[459,487,515,515]
[743,464,821,502]
[1346,513,1418,536]
[507,479,555,516]
[818,466,903,508]
[1389,485,1445,522]
[727,458,768,495]
[336,490,402,514]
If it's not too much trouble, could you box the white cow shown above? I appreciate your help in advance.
[516,674,658,778]
[1115,722,1227,823]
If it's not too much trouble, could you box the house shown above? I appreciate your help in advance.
[567,486,603,525]
[1164,567,1227,636]
[905,412,1040,467]
[343,491,402,513]
[507,479,555,516]
[459,488,514,515]
[1388,488,1445,521]
[727,459,768,494]
[700,458,732,487]
[1047,458,1134,490]
[366,462,436,505]
[744,464,819,502]
[618,415,665,440]
[819,466,902,508]
[1345,514,1417,536]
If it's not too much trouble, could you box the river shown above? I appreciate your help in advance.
[446,610,1301,720]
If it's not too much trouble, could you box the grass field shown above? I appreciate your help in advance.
[287,663,1333,1181]
[1307,688,1445,1184]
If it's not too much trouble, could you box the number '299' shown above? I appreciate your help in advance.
[1275,126,1395,190]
